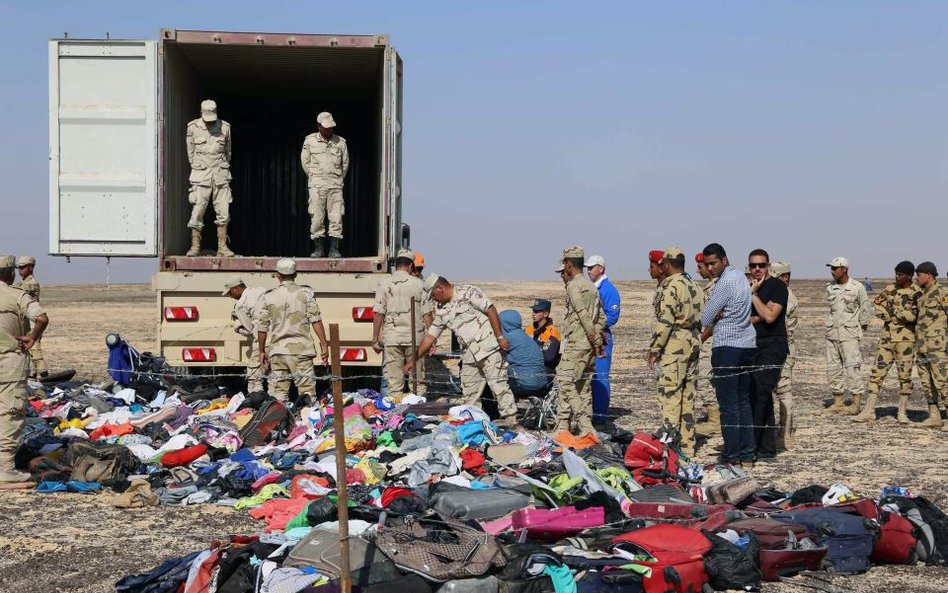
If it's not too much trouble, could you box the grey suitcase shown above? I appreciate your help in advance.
[284,529,401,586]
[429,483,533,521]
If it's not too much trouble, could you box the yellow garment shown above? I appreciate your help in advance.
[197,400,229,414]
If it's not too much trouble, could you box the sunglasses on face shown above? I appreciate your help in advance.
[748,262,769,269]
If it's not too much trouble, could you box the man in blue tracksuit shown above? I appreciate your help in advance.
[585,255,621,424]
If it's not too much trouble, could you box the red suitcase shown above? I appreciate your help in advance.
[872,511,918,564]
[611,524,711,593]
[726,518,827,581]
[728,518,808,549]
[510,506,605,542]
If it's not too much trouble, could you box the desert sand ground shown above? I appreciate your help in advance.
[1,280,947,592]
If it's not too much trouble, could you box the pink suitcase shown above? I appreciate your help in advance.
[510,506,606,541]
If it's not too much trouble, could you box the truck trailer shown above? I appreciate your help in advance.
[48,29,404,384]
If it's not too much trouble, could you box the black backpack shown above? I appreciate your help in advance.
[701,530,762,591]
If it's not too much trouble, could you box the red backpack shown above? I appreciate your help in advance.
[624,432,680,486]
[611,523,711,593]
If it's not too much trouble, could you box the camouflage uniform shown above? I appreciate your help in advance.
[232,286,267,394]
[301,132,350,240]
[374,270,426,395]
[649,272,704,454]
[696,277,717,424]
[427,285,516,417]
[775,286,798,446]
[855,284,920,422]
[0,282,44,474]
[557,274,605,434]
[256,281,323,400]
[825,279,871,408]
[915,282,948,409]
[186,118,232,231]
[13,274,46,376]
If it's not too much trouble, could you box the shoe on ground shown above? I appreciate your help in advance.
[755,455,778,463]
[0,469,34,484]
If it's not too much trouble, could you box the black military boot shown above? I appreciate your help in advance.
[311,237,325,258]
[328,237,342,258]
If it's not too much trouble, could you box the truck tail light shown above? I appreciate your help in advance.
[352,307,374,321]
[164,306,199,321]
[340,348,367,362]
[182,348,216,362]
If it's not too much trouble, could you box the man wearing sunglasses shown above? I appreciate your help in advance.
[747,250,788,462]
[824,257,871,414]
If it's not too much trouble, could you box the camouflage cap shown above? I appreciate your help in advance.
[770,261,791,277]
[276,258,297,275]
[554,260,565,273]
[396,248,414,260]
[423,273,441,292]
[562,245,584,259]
[0,255,14,268]
[663,247,684,260]
[221,276,244,296]
[317,111,337,128]
[16,256,35,267]
[200,99,218,121]
[826,256,849,268]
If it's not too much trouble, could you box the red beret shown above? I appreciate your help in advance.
[648,250,665,263]
[695,252,705,263]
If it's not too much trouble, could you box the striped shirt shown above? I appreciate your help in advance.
[700,265,757,349]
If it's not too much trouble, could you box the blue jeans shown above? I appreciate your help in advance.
[592,330,613,423]
[711,346,755,462]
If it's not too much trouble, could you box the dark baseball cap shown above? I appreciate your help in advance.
[531,298,552,312]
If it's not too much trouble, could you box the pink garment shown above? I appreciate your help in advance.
[252,472,281,491]
[248,497,311,531]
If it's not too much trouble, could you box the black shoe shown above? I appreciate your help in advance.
[755,455,778,463]
[328,238,342,258]
[311,238,326,258]
[38,371,49,379]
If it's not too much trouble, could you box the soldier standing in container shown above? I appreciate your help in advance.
[555,246,605,436]
[648,248,703,456]
[224,277,268,394]
[372,249,430,397]
[823,257,871,414]
[0,255,48,484]
[302,112,350,259]
[186,100,234,258]
[257,259,329,406]
[853,261,920,424]
[14,257,47,378]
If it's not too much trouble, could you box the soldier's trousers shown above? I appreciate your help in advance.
[917,351,947,406]
[30,338,47,375]
[188,182,232,230]
[460,350,516,417]
[244,337,267,394]
[308,187,345,239]
[697,339,716,412]
[749,337,787,459]
[866,340,914,398]
[826,338,863,395]
[0,380,27,468]
[268,354,316,401]
[775,341,795,449]
[556,349,596,429]
[383,344,426,396]
[656,351,698,453]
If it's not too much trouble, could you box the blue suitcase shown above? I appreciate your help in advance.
[773,508,876,574]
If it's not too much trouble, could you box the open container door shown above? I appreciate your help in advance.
[48,39,159,256]
[384,46,404,259]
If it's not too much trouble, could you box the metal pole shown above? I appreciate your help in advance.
[410,297,418,394]
[329,324,351,593]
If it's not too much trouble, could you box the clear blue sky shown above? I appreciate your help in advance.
[2,1,946,283]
